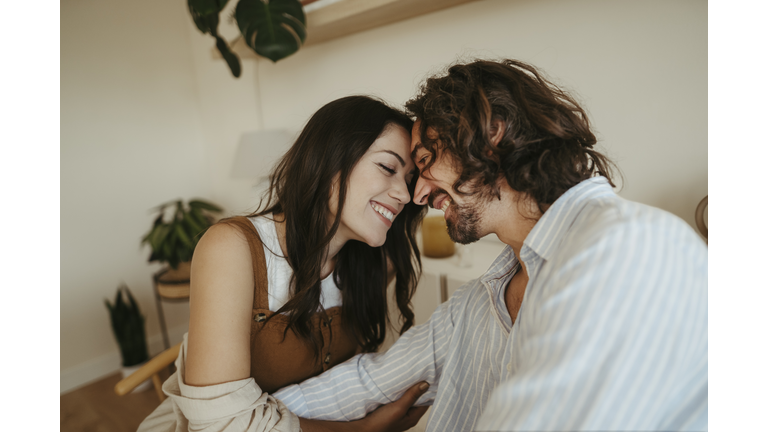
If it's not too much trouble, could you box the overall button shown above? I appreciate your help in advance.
[324,353,331,364]
[254,313,266,322]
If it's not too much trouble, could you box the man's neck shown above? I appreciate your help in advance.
[488,186,541,259]
[485,186,541,323]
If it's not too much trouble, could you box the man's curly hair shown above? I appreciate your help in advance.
[405,59,617,212]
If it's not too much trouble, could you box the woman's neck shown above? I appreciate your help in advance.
[273,213,344,279]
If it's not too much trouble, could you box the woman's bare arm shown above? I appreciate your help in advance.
[185,223,255,386]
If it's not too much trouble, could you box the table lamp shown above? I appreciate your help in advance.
[231,129,295,181]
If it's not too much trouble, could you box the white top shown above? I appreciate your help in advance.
[274,177,708,431]
[249,215,343,312]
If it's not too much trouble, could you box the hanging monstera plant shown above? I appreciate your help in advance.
[188,0,307,77]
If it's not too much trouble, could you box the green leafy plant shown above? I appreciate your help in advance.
[188,0,307,77]
[105,285,149,367]
[141,199,223,270]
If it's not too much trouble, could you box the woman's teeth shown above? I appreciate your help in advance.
[441,198,451,212]
[371,202,394,222]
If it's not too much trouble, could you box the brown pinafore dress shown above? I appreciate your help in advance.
[220,216,361,393]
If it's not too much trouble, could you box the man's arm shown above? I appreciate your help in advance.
[298,382,430,432]
[274,290,461,421]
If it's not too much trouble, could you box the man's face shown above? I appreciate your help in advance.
[410,120,490,244]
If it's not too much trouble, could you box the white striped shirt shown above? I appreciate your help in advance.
[274,177,708,431]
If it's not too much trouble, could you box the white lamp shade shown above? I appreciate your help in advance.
[231,129,295,179]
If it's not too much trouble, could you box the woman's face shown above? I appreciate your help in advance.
[332,124,416,248]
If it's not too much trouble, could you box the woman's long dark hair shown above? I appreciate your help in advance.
[251,95,425,357]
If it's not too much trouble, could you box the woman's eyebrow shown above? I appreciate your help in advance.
[378,150,406,167]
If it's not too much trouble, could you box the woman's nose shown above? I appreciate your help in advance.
[391,178,412,204]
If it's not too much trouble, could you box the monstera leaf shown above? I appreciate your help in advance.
[188,0,242,77]
[236,0,306,63]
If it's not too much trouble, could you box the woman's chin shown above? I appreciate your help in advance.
[362,235,387,248]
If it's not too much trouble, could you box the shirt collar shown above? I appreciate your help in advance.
[480,244,518,286]
[523,177,615,261]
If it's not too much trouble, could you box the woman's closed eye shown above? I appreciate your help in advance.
[378,163,396,175]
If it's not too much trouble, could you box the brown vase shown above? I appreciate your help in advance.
[421,216,455,258]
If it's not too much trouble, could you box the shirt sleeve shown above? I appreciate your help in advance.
[138,333,301,432]
[476,215,708,431]
[273,294,460,421]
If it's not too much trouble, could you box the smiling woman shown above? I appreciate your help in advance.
[137,95,427,432]
[333,124,416,247]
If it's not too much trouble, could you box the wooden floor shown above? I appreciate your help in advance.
[61,370,169,432]
[61,368,428,432]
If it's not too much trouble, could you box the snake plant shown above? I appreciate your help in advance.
[105,285,149,367]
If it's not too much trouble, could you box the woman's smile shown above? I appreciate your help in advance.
[370,200,397,226]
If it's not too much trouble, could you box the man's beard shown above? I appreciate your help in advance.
[445,201,482,244]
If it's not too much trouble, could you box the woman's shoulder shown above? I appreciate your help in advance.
[192,223,256,283]
[198,221,250,253]
[226,214,280,246]
[204,215,276,249]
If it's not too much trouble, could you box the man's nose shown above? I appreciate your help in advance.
[413,176,432,206]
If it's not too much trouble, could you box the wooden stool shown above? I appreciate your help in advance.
[152,262,191,351]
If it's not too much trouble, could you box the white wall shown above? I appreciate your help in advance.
[246,0,707,229]
[61,0,706,392]
[191,0,707,235]
[61,0,211,391]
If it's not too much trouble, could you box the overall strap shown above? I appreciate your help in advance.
[217,216,269,310]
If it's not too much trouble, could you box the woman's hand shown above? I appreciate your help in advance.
[299,381,430,432]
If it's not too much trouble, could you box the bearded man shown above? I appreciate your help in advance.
[276,59,708,432]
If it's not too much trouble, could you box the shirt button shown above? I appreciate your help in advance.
[506,363,512,372]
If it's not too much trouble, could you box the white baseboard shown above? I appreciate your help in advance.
[60,324,188,394]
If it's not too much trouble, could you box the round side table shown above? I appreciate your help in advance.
[152,268,190,350]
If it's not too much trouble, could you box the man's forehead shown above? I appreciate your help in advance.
[410,119,439,152]
[410,120,422,152]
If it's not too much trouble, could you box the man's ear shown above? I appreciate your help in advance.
[489,119,505,147]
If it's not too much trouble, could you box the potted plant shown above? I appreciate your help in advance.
[105,284,152,392]
[141,199,223,282]
[187,0,308,77]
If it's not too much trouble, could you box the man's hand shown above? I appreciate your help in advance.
[353,381,430,432]
[299,381,430,432]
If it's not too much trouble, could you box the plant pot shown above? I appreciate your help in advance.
[121,361,152,393]
[161,261,192,282]
[157,261,192,299]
